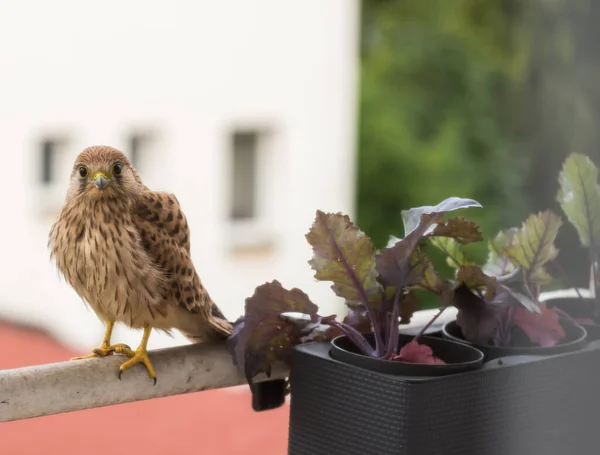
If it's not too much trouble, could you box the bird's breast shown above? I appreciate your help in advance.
[50,202,137,318]
[50,198,170,327]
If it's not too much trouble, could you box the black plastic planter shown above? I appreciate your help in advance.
[398,323,444,338]
[544,297,600,341]
[330,333,484,376]
[441,318,587,360]
[288,337,600,455]
[250,378,288,411]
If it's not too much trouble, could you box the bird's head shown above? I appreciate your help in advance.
[67,145,143,201]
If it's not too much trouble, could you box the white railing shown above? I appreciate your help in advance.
[0,341,286,423]
[0,291,586,423]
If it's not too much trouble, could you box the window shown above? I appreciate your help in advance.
[226,126,279,255]
[128,134,146,169]
[36,136,71,215]
[40,139,59,184]
[128,134,151,169]
[125,132,162,189]
[230,131,259,221]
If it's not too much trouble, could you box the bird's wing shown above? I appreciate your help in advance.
[133,190,232,338]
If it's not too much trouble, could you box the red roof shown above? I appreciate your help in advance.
[0,322,289,454]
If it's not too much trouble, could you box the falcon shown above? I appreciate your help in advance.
[48,145,232,383]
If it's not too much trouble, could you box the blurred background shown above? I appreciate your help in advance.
[0,0,598,453]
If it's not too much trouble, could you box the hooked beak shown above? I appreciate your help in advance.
[92,172,110,189]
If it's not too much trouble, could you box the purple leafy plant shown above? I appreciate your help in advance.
[555,153,600,322]
[227,196,498,383]
[226,156,600,385]
[443,152,600,348]
[431,209,566,348]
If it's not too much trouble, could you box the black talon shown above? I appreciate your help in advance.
[153,377,157,386]
[118,370,123,381]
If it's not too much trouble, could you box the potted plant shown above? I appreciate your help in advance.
[226,154,600,455]
[436,208,587,359]
[228,197,491,386]
[538,153,600,340]
[228,193,600,454]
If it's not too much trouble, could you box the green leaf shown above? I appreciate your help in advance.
[557,152,600,248]
[503,211,562,285]
[401,197,483,238]
[428,216,483,244]
[407,248,445,293]
[456,265,497,300]
[482,228,518,276]
[429,236,472,269]
[306,210,383,308]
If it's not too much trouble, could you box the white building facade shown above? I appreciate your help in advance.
[0,0,360,350]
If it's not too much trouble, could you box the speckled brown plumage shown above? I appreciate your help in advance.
[48,145,232,381]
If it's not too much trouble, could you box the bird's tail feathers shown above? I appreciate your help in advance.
[180,302,233,343]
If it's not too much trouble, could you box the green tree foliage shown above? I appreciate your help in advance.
[520,0,600,286]
[357,0,533,267]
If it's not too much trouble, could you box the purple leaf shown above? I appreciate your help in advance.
[399,290,420,324]
[305,210,385,354]
[392,341,447,365]
[512,303,566,347]
[427,216,484,244]
[497,266,540,313]
[377,197,482,292]
[453,284,501,345]
[299,320,344,343]
[343,305,372,333]
[456,265,497,300]
[376,235,444,292]
[306,210,382,305]
[228,280,323,383]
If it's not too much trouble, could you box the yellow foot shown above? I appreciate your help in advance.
[118,349,157,385]
[71,343,133,360]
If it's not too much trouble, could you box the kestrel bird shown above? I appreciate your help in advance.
[48,145,232,383]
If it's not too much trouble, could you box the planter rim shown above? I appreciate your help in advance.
[329,332,485,377]
[541,296,600,341]
[442,317,587,356]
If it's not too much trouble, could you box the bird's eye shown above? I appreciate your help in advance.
[78,167,88,178]
[113,163,123,175]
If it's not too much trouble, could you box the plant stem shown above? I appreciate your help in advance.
[412,306,447,345]
[382,292,390,347]
[328,321,376,357]
[592,255,600,319]
[500,305,515,346]
[385,287,403,358]
[550,261,585,300]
